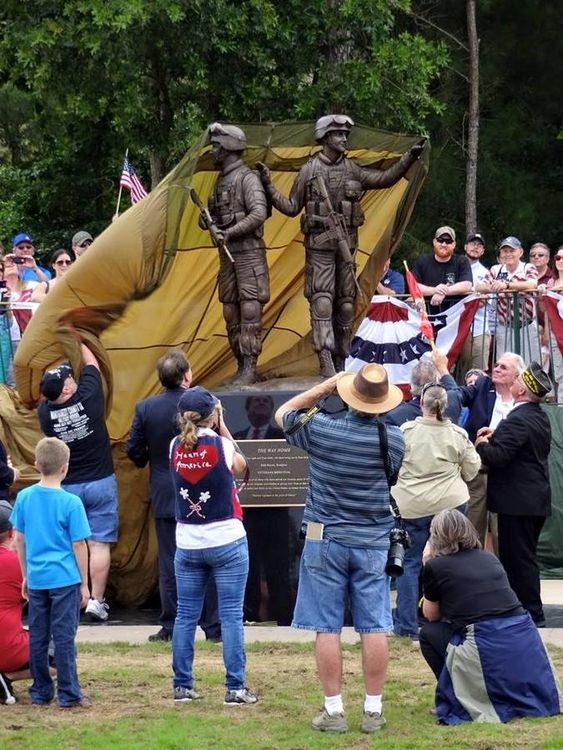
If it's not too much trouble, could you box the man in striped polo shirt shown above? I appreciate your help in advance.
[477,236,539,363]
[275,365,405,734]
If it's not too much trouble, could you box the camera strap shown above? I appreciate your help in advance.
[376,417,405,525]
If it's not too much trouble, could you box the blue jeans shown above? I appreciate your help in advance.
[27,584,82,705]
[172,537,249,691]
[393,504,467,638]
[292,538,392,633]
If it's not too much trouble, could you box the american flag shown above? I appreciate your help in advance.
[119,158,148,203]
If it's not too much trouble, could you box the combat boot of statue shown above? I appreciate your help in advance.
[333,355,346,373]
[232,356,257,386]
[318,350,336,378]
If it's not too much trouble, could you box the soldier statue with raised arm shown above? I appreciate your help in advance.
[202,123,269,386]
[257,115,424,376]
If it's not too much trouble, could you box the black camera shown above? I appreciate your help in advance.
[385,526,411,577]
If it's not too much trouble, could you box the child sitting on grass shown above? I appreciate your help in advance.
[10,437,92,708]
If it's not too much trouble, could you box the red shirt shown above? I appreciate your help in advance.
[0,546,29,672]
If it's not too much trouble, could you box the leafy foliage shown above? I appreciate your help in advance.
[0,0,447,250]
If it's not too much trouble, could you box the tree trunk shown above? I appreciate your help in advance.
[465,0,479,233]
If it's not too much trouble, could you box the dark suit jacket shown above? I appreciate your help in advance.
[127,387,185,518]
[476,401,551,516]
[233,424,284,439]
[458,376,497,443]
[386,373,462,427]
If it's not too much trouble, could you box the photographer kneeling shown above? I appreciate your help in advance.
[421,509,561,724]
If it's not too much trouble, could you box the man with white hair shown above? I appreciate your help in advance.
[433,349,525,550]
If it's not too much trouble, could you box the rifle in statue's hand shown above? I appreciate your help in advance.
[312,174,361,296]
[190,187,235,264]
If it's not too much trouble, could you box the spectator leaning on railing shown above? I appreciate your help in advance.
[412,226,472,314]
[477,236,539,363]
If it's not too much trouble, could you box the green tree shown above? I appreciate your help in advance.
[0,0,447,248]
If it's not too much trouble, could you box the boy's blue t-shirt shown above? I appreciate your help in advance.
[10,484,91,590]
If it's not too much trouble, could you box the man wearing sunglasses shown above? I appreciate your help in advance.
[412,226,472,314]
[258,115,425,377]
[10,233,51,284]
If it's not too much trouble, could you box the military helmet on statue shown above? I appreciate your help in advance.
[314,114,354,142]
[209,122,247,152]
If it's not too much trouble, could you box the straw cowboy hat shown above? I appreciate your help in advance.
[336,364,403,414]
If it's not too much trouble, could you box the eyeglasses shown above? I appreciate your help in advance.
[529,253,547,258]
[436,238,454,245]
[55,259,72,266]
[16,244,33,250]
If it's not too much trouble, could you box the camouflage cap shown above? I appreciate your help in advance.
[209,122,247,152]
[314,114,354,142]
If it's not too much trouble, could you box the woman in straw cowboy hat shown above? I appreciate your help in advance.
[275,364,404,734]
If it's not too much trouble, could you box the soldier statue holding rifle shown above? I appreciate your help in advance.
[194,123,269,385]
[258,115,425,376]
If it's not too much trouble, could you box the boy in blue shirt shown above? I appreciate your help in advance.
[10,437,91,708]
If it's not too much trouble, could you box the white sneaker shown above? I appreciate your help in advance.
[85,598,109,622]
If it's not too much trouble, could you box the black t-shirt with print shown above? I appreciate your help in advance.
[413,253,472,313]
[38,366,114,484]
[423,548,524,629]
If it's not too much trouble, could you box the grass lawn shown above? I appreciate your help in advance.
[2,639,562,750]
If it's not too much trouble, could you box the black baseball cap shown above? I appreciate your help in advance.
[40,364,74,401]
[466,232,485,245]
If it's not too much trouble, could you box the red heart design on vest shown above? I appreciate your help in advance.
[174,443,219,484]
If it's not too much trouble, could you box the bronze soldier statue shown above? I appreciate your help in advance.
[257,115,424,376]
[203,123,269,385]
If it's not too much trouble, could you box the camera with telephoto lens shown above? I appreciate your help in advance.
[385,526,411,577]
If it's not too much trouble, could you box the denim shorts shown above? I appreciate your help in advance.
[292,537,392,634]
[64,474,119,543]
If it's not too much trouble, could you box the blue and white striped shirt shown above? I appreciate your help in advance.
[283,409,405,548]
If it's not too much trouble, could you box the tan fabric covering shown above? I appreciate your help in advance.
[3,122,428,605]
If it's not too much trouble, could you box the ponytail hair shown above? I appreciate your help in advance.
[420,382,448,422]
[177,410,214,451]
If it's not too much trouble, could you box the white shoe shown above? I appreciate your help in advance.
[85,598,109,622]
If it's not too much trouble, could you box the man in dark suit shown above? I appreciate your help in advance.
[475,362,552,626]
[127,349,220,642]
[386,360,462,427]
[432,349,525,548]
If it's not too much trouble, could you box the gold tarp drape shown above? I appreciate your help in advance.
[3,122,428,605]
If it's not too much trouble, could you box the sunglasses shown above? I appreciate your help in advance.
[555,255,563,262]
[16,244,33,251]
[436,238,454,245]
[421,381,448,398]
[79,240,92,247]
[55,259,72,266]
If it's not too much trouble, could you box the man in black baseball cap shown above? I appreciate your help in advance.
[38,345,118,623]
[39,365,74,402]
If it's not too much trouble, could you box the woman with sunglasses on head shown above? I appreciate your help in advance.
[30,249,74,303]
[543,244,563,402]
[390,382,481,645]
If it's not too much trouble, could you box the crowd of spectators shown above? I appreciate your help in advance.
[0,223,561,726]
